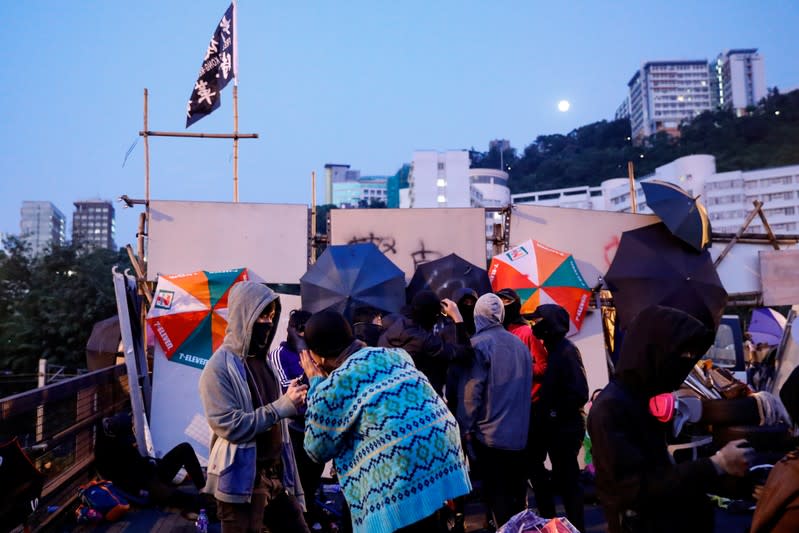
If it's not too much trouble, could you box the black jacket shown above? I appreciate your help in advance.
[531,304,588,431]
[587,305,718,533]
[378,315,471,394]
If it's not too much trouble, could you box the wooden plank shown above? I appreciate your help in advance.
[760,249,799,306]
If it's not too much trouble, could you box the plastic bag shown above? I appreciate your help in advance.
[498,508,581,533]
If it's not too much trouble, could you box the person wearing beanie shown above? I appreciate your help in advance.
[199,281,310,533]
[301,309,472,533]
[457,293,532,528]
[588,305,754,533]
[378,290,472,395]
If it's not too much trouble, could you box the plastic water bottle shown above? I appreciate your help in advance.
[195,508,209,533]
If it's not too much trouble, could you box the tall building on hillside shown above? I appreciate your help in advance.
[615,97,631,120]
[627,60,714,141]
[72,200,115,250]
[408,150,471,208]
[713,49,767,116]
[20,201,66,256]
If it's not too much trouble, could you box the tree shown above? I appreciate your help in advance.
[0,241,131,373]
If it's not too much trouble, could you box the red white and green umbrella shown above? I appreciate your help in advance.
[146,268,262,369]
[489,240,591,335]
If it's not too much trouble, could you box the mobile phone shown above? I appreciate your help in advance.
[296,374,309,386]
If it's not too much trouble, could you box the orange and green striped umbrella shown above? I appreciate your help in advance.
[146,268,258,369]
[488,240,591,335]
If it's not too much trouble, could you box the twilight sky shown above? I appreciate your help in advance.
[1,0,798,246]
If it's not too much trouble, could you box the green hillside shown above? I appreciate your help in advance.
[472,89,799,193]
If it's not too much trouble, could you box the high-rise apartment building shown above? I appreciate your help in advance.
[408,150,471,208]
[20,201,66,255]
[627,60,714,141]
[72,200,115,250]
[713,49,767,116]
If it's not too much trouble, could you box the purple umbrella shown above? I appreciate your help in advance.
[748,307,787,346]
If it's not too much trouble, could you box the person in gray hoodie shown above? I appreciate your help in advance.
[199,281,310,533]
[458,293,532,529]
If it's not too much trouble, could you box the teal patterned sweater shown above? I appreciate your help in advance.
[304,346,472,533]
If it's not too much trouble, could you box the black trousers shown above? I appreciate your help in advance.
[157,442,205,490]
[472,439,527,529]
[527,411,586,533]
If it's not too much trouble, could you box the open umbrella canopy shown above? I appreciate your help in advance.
[641,179,711,252]
[146,267,260,369]
[748,307,787,346]
[301,243,405,319]
[488,239,592,335]
[406,253,492,302]
[605,223,727,331]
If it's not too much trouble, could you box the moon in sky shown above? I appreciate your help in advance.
[558,100,571,112]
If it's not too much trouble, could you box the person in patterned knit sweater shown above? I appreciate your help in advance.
[300,309,472,533]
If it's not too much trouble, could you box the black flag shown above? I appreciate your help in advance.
[186,3,236,128]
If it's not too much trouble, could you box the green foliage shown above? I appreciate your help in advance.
[493,89,799,194]
[0,239,131,373]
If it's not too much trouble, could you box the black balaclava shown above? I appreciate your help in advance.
[452,287,478,335]
[248,301,276,357]
[411,290,442,331]
[495,288,525,328]
[614,305,715,398]
[530,304,570,350]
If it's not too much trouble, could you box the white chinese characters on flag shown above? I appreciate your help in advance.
[186,3,236,128]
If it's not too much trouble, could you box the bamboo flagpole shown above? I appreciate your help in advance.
[232,0,239,202]
[141,1,257,201]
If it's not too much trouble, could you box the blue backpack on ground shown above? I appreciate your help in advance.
[76,479,130,522]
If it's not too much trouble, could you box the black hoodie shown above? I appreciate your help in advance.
[587,305,719,533]
[530,304,588,428]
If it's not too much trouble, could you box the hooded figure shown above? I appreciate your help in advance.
[525,303,588,532]
[350,306,384,347]
[458,293,532,527]
[199,281,310,532]
[496,288,548,403]
[587,305,748,533]
[378,290,471,394]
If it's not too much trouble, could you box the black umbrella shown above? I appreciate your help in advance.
[605,223,727,331]
[641,180,711,252]
[406,253,492,302]
[300,243,405,320]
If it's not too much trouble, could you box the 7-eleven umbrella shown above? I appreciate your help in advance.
[488,240,592,335]
[146,267,262,369]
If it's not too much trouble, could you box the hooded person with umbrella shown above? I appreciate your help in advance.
[587,305,754,533]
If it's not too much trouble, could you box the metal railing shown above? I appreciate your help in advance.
[0,364,130,531]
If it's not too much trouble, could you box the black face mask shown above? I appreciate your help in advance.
[249,321,273,356]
